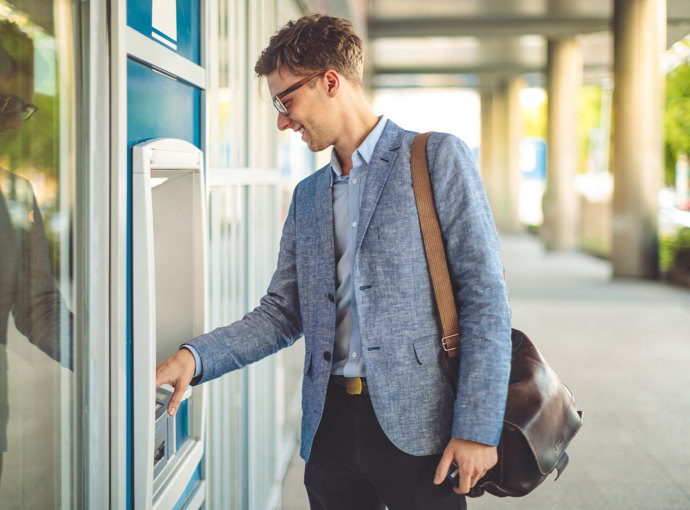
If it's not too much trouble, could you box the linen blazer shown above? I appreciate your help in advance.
[0,169,73,452]
[187,120,512,461]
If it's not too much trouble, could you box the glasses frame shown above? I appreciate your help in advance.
[272,70,325,115]
[0,94,38,121]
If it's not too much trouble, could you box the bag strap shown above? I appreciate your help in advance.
[410,132,462,373]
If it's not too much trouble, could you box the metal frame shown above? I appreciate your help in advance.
[82,0,112,506]
[126,27,207,89]
[109,0,129,507]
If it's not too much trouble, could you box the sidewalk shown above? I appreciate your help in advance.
[282,234,690,509]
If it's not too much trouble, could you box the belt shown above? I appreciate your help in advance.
[330,375,368,395]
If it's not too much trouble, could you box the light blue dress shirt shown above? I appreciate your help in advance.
[183,116,389,380]
[329,116,388,377]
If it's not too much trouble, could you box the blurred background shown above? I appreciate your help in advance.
[0,0,689,509]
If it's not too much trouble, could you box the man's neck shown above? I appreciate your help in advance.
[333,109,380,176]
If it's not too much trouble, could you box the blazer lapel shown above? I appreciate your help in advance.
[313,168,336,282]
[355,121,404,253]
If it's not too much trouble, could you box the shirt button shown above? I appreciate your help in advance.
[327,293,334,302]
[352,222,357,228]
[324,351,331,361]
[352,178,358,184]
[352,352,358,358]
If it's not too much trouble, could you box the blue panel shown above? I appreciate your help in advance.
[128,0,200,64]
[127,58,201,149]
[172,462,203,510]
[175,399,189,451]
[127,57,201,506]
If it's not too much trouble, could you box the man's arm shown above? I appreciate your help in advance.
[425,134,512,493]
[155,188,304,414]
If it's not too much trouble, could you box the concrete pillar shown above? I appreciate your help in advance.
[499,77,524,233]
[480,82,522,233]
[542,37,582,250]
[611,0,666,278]
[479,90,496,208]
[490,88,506,228]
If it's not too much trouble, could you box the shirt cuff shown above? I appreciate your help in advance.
[181,345,202,379]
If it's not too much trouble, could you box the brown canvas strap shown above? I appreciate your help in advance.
[410,132,461,364]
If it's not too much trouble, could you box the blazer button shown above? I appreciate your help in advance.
[327,293,334,302]
[323,351,331,361]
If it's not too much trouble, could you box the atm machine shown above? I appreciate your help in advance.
[132,138,208,509]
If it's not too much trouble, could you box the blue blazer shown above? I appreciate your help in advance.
[187,120,512,461]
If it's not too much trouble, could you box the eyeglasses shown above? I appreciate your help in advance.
[0,94,38,121]
[272,70,325,115]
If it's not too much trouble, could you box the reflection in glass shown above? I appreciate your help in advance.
[0,7,75,508]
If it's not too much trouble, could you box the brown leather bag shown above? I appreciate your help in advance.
[410,132,583,498]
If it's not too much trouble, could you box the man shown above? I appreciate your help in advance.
[156,14,511,510]
[0,19,72,481]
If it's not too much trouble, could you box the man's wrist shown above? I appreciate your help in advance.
[180,344,202,379]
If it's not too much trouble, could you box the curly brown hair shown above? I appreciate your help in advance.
[254,14,364,87]
[0,20,34,83]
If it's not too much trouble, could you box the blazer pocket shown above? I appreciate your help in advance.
[412,334,441,365]
[303,351,313,376]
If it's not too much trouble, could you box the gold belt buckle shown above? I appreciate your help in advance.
[345,377,362,395]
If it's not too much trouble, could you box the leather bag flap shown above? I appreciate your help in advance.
[504,329,583,475]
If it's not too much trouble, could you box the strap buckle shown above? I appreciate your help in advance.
[442,333,460,353]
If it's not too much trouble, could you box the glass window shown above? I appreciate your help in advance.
[0,3,78,507]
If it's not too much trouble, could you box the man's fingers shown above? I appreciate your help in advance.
[456,464,472,494]
[434,450,454,485]
[155,363,170,389]
[167,382,188,416]
[453,465,486,495]
[154,349,196,416]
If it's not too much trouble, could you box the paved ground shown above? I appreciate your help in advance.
[282,233,690,509]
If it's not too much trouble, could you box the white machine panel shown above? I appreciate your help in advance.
[132,138,208,510]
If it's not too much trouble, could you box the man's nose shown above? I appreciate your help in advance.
[277,111,291,131]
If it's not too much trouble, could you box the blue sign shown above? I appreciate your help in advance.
[128,0,201,64]
[519,137,547,181]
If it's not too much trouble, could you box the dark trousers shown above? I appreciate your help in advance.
[304,380,467,510]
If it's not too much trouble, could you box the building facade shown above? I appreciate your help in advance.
[0,0,349,508]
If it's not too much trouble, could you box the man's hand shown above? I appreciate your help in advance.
[433,437,497,495]
[155,348,196,416]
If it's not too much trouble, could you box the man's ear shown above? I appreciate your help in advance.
[323,70,340,97]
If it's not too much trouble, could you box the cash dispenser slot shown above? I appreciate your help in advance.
[153,384,192,482]
[132,139,207,510]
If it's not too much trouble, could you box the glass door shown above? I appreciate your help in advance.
[0,1,81,507]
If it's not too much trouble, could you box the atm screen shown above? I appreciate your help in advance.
[151,170,198,365]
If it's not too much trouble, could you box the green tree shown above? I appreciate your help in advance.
[577,85,603,174]
[665,61,690,185]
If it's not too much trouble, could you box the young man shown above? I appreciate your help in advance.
[156,14,511,510]
[1,19,72,481]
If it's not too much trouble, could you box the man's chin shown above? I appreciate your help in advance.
[304,139,328,153]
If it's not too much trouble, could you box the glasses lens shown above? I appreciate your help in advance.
[1,96,23,115]
[273,96,287,115]
[22,104,38,121]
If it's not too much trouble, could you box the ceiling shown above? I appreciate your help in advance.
[363,0,690,88]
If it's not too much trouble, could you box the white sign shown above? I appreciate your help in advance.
[152,0,177,50]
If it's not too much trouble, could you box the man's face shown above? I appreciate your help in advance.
[267,67,335,153]
[0,72,33,136]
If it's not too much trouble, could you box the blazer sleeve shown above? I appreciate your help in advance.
[427,133,512,447]
[184,187,303,385]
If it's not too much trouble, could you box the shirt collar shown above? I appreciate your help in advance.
[330,115,388,180]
